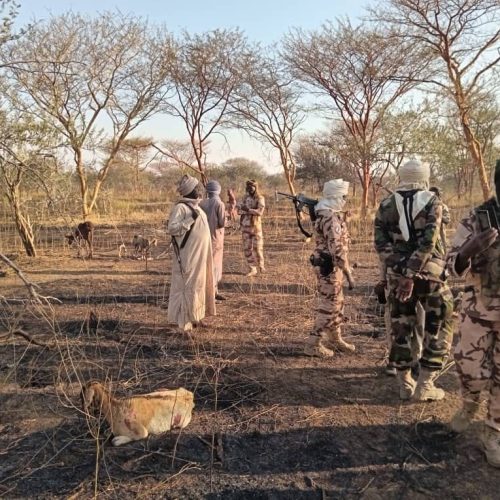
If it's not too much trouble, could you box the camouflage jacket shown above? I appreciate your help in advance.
[374,191,447,282]
[313,209,350,272]
[447,199,500,321]
[239,193,265,232]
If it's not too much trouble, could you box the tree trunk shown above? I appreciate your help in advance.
[460,115,490,200]
[11,195,37,257]
[449,71,490,200]
[361,163,370,218]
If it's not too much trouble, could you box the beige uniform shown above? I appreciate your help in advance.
[448,204,500,431]
[240,193,265,269]
[311,209,350,339]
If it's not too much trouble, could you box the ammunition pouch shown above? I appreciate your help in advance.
[309,251,334,277]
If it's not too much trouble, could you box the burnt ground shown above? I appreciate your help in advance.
[0,216,499,499]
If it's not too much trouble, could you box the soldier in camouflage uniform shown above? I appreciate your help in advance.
[374,160,454,401]
[447,160,500,468]
[239,180,265,277]
[304,179,356,358]
[379,186,449,377]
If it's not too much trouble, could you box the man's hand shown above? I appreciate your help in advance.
[374,281,387,304]
[460,228,498,260]
[395,276,414,302]
[456,228,498,274]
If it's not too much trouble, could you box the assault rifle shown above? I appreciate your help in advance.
[277,192,318,238]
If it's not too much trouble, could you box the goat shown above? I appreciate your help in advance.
[81,381,195,446]
[66,221,94,259]
[132,235,157,260]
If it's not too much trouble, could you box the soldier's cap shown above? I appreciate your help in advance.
[246,179,257,188]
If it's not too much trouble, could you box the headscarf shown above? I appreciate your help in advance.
[177,174,199,197]
[398,160,430,191]
[315,179,349,212]
[206,180,221,198]
[246,179,259,197]
[395,160,433,241]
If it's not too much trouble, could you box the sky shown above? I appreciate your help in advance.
[15,0,370,172]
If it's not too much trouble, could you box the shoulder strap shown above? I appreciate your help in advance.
[176,201,200,249]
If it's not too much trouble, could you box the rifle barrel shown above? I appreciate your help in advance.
[277,192,295,199]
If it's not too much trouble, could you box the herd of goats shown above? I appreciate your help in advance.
[65,221,158,261]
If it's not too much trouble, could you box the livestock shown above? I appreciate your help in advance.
[81,381,195,446]
[66,221,94,259]
[132,235,157,260]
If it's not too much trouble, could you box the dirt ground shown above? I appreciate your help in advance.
[0,215,499,499]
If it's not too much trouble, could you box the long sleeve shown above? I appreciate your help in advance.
[447,215,474,278]
[374,205,393,267]
[216,200,226,229]
[326,217,349,271]
[167,203,195,238]
[246,195,265,216]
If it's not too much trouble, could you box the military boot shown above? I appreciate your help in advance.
[304,334,334,358]
[246,266,258,277]
[480,425,500,468]
[397,369,416,400]
[450,399,481,433]
[413,368,445,401]
[328,329,355,353]
[259,265,266,274]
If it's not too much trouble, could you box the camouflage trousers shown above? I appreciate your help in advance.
[455,314,500,432]
[384,296,425,360]
[311,268,344,338]
[241,228,264,268]
[388,277,454,370]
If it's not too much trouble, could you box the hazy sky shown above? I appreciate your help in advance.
[15,0,370,171]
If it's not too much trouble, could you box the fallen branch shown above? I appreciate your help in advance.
[0,328,54,348]
[0,253,62,305]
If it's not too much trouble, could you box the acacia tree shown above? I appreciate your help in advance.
[159,29,249,185]
[294,133,353,193]
[229,51,305,195]
[283,20,424,215]
[0,110,57,256]
[5,12,174,218]
[107,136,154,192]
[371,0,500,200]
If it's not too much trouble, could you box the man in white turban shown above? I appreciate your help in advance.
[200,180,226,300]
[166,175,215,332]
[304,178,356,357]
[374,160,453,402]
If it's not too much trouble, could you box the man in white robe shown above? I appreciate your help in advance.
[167,175,216,332]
